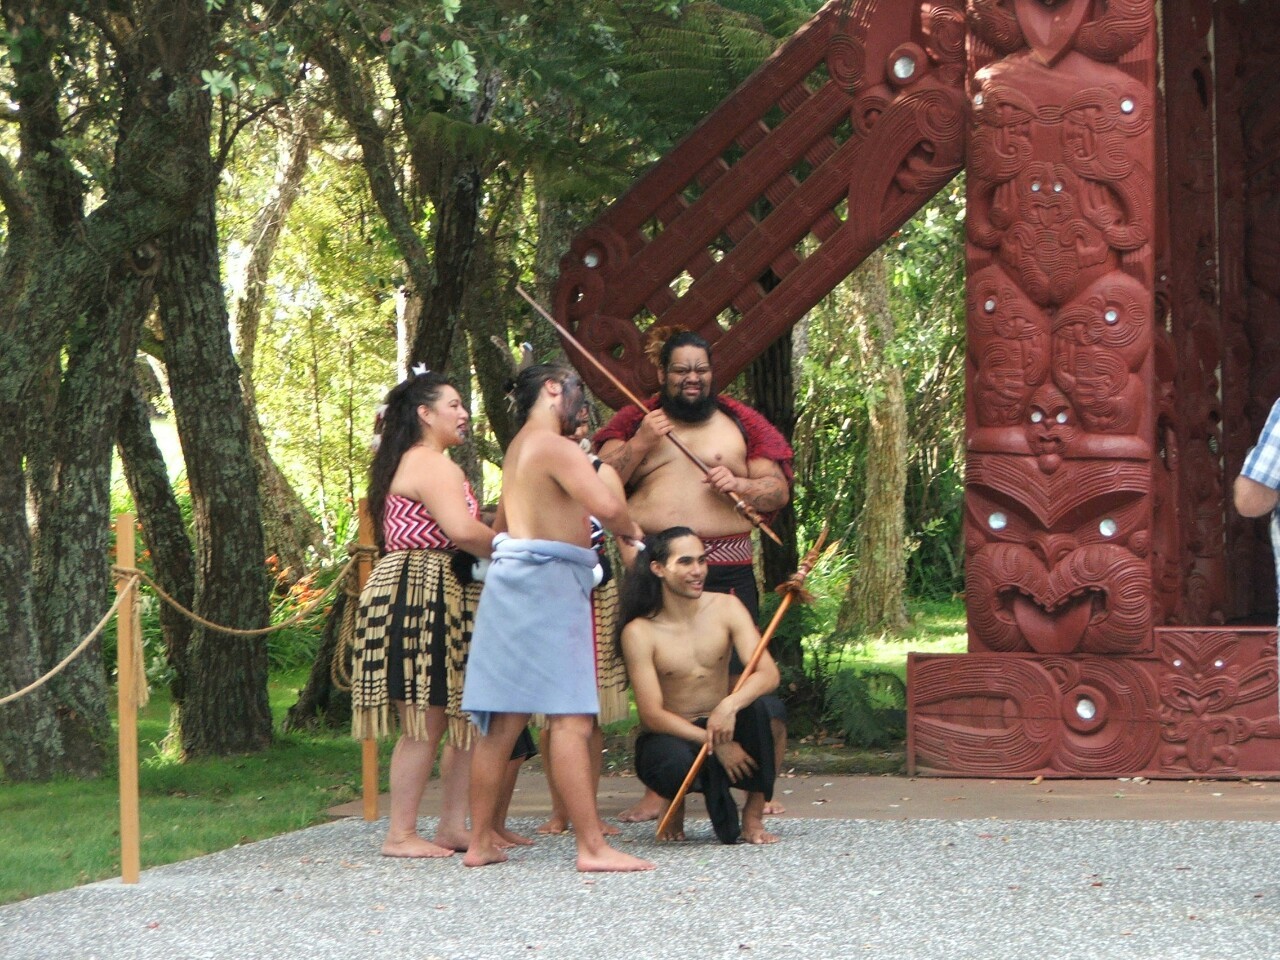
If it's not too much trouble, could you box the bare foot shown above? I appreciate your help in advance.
[762,799,787,816]
[536,816,569,835]
[576,847,656,872]
[742,823,780,844]
[599,819,622,837]
[615,795,664,823]
[462,843,509,867]
[381,835,455,858]
[496,826,534,847]
[656,799,685,842]
[432,828,470,852]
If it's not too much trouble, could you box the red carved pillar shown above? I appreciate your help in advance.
[909,0,1280,779]
[963,0,1160,658]
[1162,1,1224,627]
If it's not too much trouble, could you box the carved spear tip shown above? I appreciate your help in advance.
[773,524,832,601]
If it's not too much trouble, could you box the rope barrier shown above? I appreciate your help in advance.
[0,543,378,706]
[0,575,141,707]
[112,552,361,637]
[330,573,362,692]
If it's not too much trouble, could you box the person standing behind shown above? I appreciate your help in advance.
[1234,398,1280,611]
[594,329,793,822]
[462,364,653,872]
[620,527,781,845]
[352,369,496,858]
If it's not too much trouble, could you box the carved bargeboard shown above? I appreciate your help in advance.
[553,0,967,409]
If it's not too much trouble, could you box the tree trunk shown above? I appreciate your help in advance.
[746,332,801,672]
[0,0,221,780]
[157,187,272,757]
[116,365,195,703]
[234,109,325,581]
[839,250,909,635]
[28,254,161,777]
[531,177,578,364]
[408,72,501,373]
[283,588,353,733]
[467,230,519,455]
[0,435,61,781]
[746,333,800,582]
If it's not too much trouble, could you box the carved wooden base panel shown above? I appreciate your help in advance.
[907,627,1280,778]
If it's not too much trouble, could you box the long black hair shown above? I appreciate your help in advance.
[617,526,698,631]
[367,370,453,552]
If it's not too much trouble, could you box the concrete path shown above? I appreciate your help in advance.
[330,769,1280,823]
[5,772,1279,959]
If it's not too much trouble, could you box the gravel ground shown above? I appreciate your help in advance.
[4,814,1279,960]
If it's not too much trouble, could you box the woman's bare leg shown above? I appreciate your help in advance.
[383,703,452,858]
[432,740,472,850]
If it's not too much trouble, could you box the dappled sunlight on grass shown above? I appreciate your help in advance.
[854,600,966,680]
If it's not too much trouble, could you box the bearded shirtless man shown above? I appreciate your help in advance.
[619,527,780,845]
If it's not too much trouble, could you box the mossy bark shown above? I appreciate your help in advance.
[157,187,272,757]
[839,250,909,635]
[0,0,220,781]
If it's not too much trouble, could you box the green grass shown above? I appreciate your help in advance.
[857,598,967,679]
[0,673,391,905]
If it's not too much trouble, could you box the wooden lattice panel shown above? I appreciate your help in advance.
[553,0,967,408]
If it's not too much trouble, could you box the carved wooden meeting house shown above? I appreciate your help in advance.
[552,0,1280,778]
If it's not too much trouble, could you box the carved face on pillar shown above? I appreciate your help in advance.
[965,459,1153,656]
[1025,384,1074,473]
[963,15,1157,661]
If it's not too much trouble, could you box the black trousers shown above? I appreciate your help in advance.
[634,699,775,843]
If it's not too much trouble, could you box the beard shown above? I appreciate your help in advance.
[660,388,717,424]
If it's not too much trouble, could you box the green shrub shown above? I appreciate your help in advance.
[822,667,906,749]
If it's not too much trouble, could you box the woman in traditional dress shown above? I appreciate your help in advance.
[352,369,495,858]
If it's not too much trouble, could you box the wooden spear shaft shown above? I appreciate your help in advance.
[515,284,783,546]
[654,526,829,839]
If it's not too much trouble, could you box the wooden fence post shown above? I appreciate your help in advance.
[356,499,380,821]
[116,513,141,884]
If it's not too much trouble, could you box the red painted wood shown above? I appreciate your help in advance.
[552,0,967,408]
[554,0,1280,778]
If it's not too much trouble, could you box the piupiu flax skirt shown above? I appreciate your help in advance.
[351,548,478,747]
[592,576,629,726]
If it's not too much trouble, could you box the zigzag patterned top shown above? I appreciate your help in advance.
[383,484,479,551]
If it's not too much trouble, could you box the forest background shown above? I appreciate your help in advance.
[0,0,967,787]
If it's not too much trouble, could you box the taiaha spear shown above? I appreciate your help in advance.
[654,525,830,841]
[514,284,783,546]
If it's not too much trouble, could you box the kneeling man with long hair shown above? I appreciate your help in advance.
[619,527,781,844]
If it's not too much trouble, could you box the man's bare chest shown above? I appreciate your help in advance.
[637,413,747,478]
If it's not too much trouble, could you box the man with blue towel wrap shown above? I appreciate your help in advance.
[462,363,654,873]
